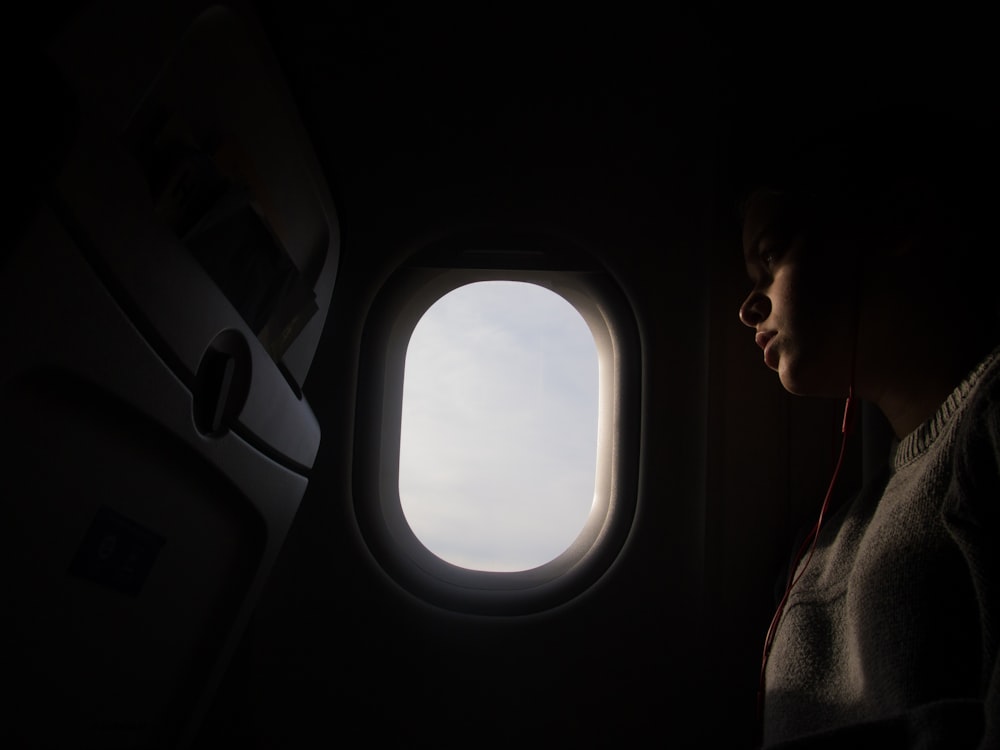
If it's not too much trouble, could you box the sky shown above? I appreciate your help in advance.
[399,280,599,572]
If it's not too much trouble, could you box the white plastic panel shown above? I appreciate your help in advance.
[44,2,340,469]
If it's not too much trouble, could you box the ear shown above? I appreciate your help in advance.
[888,235,918,258]
[878,177,938,258]
[857,232,913,264]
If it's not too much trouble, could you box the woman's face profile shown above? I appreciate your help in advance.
[739,189,859,399]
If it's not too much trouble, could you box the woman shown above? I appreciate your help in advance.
[738,115,1000,749]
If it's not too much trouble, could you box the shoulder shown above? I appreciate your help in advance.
[948,345,1000,524]
[958,346,1000,450]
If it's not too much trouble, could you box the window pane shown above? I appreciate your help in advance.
[399,281,599,572]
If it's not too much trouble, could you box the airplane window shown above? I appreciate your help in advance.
[399,281,598,572]
[354,248,640,615]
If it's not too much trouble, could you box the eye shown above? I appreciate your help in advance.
[758,243,782,272]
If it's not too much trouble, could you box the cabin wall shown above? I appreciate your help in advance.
[199,155,716,749]
[194,5,850,748]
[8,2,926,748]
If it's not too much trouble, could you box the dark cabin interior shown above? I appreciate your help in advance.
[3,2,996,748]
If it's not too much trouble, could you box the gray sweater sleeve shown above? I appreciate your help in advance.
[945,362,1000,750]
[763,347,1000,750]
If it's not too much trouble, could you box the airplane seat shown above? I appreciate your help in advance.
[7,46,78,253]
[0,2,339,748]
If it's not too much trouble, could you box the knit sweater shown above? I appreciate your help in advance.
[763,346,1000,750]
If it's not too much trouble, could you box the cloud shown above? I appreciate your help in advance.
[399,281,599,571]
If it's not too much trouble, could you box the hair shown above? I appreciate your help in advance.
[744,115,992,230]
[735,110,1000,331]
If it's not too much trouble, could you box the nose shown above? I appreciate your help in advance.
[739,290,770,328]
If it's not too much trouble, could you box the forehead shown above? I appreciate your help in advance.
[741,189,810,258]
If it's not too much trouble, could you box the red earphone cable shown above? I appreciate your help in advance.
[755,390,856,739]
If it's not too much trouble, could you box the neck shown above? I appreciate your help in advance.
[866,333,993,439]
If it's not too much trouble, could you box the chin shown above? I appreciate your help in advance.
[778,363,846,399]
[778,376,810,397]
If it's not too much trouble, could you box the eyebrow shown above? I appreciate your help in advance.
[744,226,770,262]
[742,192,813,264]
[743,220,780,274]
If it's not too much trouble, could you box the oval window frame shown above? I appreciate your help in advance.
[353,235,641,615]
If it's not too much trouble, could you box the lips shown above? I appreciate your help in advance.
[755,331,778,369]
[755,330,775,350]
